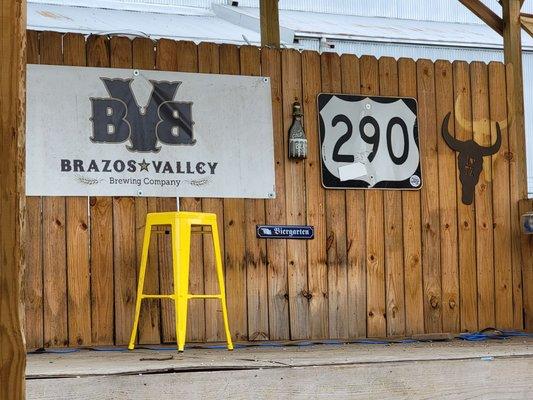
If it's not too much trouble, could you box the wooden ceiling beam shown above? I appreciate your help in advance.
[459,0,504,35]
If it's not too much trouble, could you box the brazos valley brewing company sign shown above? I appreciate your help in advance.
[26,65,275,198]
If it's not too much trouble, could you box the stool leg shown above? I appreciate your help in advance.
[128,220,152,350]
[212,220,233,351]
[173,219,191,352]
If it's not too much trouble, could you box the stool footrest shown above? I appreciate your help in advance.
[140,294,222,300]
[142,294,174,299]
[189,294,222,299]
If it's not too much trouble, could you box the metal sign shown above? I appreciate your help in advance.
[441,112,501,205]
[26,64,275,198]
[256,225,314,240]
[318,94,421,190]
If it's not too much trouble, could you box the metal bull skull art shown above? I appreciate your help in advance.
[441,112,501,205]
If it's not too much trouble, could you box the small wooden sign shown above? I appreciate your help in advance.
[256,225,314,240]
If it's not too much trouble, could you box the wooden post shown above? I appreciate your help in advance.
[260,0,280,48]
[0,0,27,398]
[503,0,527,199]
[502,0,530,331]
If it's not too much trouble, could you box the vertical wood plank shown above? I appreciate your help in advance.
[470,61,495,329]
[24,30,44,350]
[453,61,478,332]
[489,61,514,329]
[398,58,424,335]
[303,50,328,339]
[108,37,137,346]
[24,195,43,348]
[435,60,460,333]
[157,209,176,343]
[112,195,136,346]
[506,63,525,329]
[261,47,290,340]
[417,59,442,333]
[321,52,348,339]
[341,54,366,338]
[198,42,225,342]
[87,35,115,345]
[63,33,92,347]
[40,31,68,347]
[132,37,161,345]
[379,57,405,337]
[219,44,248,341]
[241,46,269,341]
[155,38,179,343]
[174,40,205,343]
[282,49,309,339]
[360,55,386,337]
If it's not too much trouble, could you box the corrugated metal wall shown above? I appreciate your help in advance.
[248,0,501,23]
[524,54,533,193]
[36,0,532,24]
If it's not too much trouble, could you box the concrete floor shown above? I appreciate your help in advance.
[26,338,533,399]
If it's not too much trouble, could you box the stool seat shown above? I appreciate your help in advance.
[128,211,233,352]
[146,211,217,225]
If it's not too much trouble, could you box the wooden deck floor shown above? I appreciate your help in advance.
[26,338,533,399]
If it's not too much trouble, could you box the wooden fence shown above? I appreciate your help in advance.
[23,30,532,348]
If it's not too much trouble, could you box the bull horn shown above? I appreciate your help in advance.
[454,93,472,135]
[480,121,502,156]
[441,112,466,151]
[491,112,513,133]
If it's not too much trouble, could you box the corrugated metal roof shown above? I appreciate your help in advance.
[28,2,262,44]
[230,5,533,50]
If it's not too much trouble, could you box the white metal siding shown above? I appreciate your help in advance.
[524,55,533,193]
[246,0,501,23]
[30,0,533,24]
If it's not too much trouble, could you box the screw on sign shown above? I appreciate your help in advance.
[256,225,314,240]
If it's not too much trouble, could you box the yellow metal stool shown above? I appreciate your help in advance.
[128,211,233,352]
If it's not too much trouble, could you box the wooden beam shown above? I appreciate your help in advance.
[260,0,280,48]
[0,0,27,398]
[503,0,527,200]
[521,13,533,37]
[503,0,529,332]
[459,0,504,35]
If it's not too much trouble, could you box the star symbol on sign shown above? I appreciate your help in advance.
[138,159,149,172]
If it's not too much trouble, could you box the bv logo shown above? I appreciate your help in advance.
[90,78,194,152]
